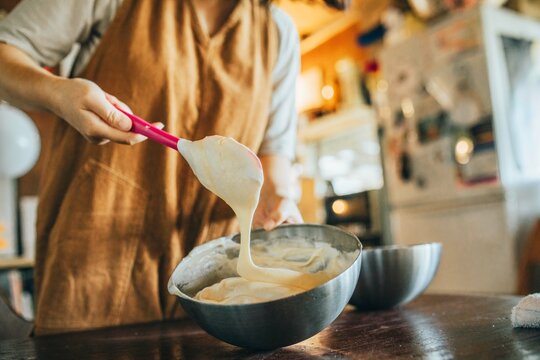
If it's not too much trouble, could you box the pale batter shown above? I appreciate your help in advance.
[179,136,351,304]
[194,237,357,304]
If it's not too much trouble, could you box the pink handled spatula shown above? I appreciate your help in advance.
[115,106,180,150]
[114,106,262,169]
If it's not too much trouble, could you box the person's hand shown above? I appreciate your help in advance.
[253,155,303,231]
[253,190,303,231]
[51,78,163,145]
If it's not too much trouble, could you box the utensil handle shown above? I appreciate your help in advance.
[115,105,179,150]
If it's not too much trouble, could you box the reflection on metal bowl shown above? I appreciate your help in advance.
[168,224,362,350]
[350,243,442,310]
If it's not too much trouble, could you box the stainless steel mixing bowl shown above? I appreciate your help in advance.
[168,224,362,350]
[349,243,442,310]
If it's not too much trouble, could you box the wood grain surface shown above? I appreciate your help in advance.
[1,294,539,359]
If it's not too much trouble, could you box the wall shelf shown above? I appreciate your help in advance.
[300,14,359,55]
[298,105,376,143]
[0,257,34,270]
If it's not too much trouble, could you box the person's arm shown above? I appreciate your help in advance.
[0,43,152,145]
[254,155,302,230]
[253,6,302,230]
[0,43,59,112]
[0,0,159,145]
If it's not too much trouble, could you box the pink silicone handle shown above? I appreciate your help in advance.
[115,106,179,150]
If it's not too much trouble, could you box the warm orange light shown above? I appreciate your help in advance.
[332,199,348,215]
[401,98,415,119]
[321,85,335,100]
[455,137,474,165]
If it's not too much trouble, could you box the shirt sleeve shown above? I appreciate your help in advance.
[0,0,118,68]
[259,6,300,161]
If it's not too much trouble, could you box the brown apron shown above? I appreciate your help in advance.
[34,0,278,334]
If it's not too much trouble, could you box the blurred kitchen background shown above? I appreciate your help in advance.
[2,0,540,319]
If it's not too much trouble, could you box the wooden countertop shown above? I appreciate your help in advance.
[1,294,539,359]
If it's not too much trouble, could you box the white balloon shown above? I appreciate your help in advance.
[0,103,41,178]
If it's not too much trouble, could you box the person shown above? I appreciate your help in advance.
[0,0,302,335]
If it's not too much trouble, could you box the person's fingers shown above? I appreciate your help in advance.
[263,220,276,231]
[263,200,304,230]
[98,125,147,145]
[252,217,264,229]
[86,93,132,131]
[263,208,286,231]
[98,121,164,145]
[89,121,164,145]
[252,207,267,229]
[79,111,144,145]
[105,93,133,114]
[88,137,110,146]
[79,90,165,145]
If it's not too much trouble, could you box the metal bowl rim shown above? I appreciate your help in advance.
[174,223,363,308]
[363,242,442,253]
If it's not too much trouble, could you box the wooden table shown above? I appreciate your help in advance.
[1,294,539,359]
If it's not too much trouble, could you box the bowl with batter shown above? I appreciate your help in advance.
[168,224,362,349]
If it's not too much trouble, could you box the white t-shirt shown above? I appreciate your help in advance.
[0,0,299,159]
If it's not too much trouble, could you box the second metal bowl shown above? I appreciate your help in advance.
[349,243,442,310]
